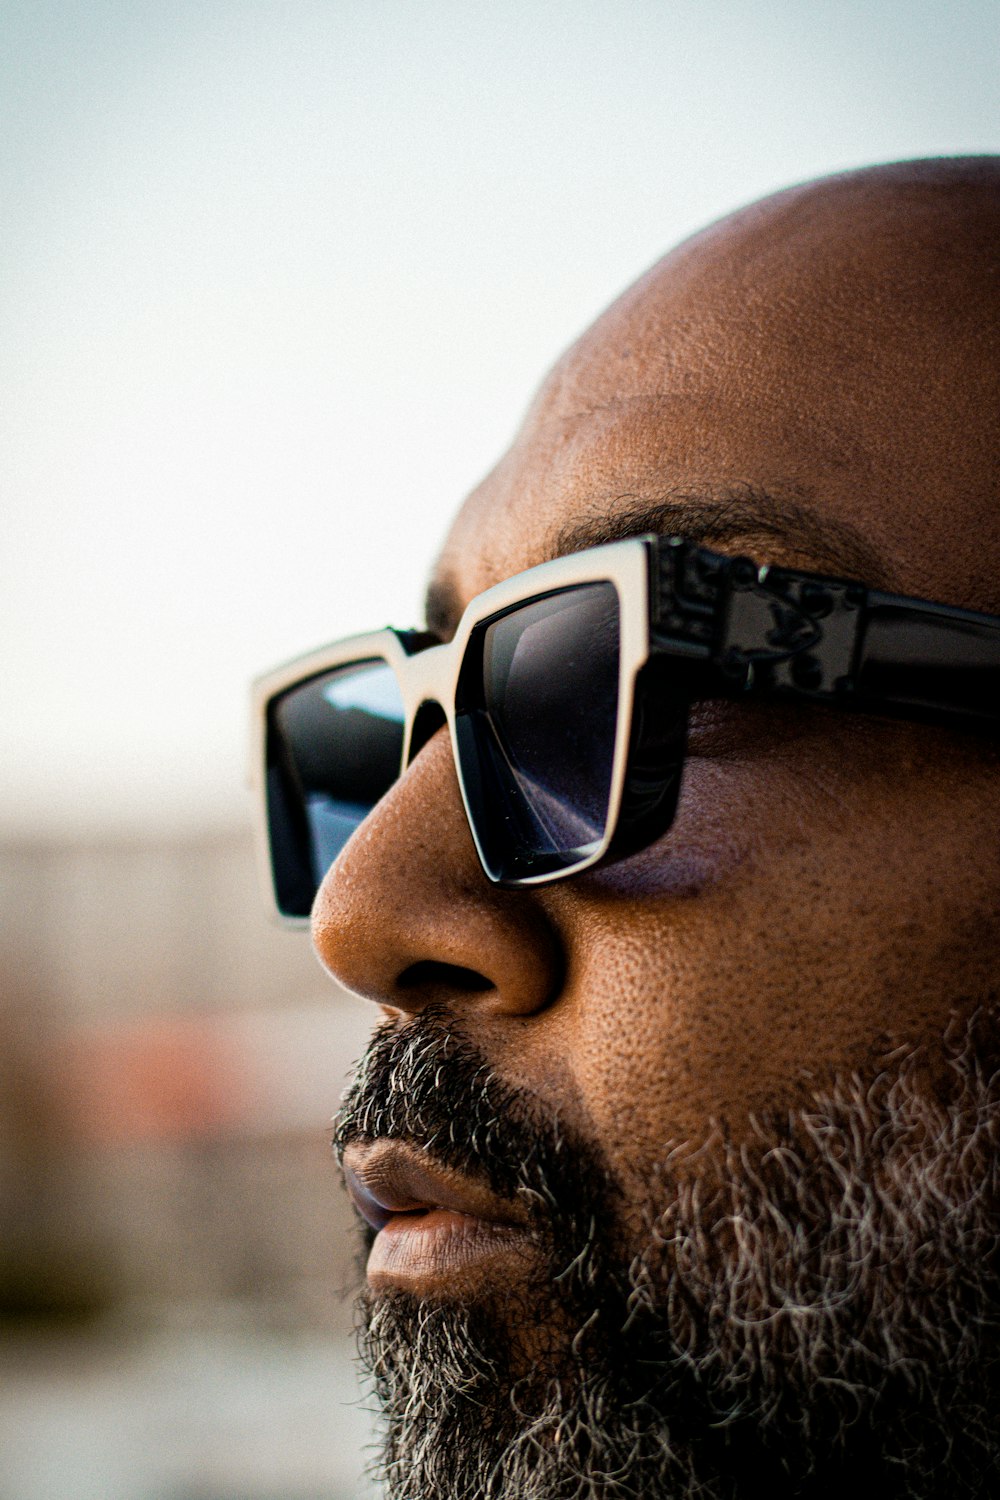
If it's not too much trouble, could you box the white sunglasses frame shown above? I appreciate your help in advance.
[250,537,653,926]
[252,527,1000,928]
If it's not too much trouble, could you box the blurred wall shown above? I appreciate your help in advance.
[0,823,373,1336]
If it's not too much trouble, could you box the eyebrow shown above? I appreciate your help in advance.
[424,575,465,640]
[424,486,890,638]
[555,488,890,583]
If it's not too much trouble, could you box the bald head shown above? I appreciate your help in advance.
[442,156,1000,620]
[305,159,1000,1500]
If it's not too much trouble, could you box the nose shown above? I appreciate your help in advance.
[311,727,563,1018]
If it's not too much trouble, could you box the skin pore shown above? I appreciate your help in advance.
[315,159,1000,1497]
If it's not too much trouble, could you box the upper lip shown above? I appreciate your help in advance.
[341,1138,529,1233]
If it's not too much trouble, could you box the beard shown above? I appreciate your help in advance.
[334,1008,1000,1500]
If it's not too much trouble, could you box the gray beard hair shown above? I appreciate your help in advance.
[349,1012,1000,1500]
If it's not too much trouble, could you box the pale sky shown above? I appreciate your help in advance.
[3,0,998,836]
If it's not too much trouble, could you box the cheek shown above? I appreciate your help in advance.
[534,748,1000,1190]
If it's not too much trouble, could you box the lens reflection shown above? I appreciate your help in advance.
[268,659,404,913]
[480,583,620,863]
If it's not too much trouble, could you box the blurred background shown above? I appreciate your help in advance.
[2,2,998,1496]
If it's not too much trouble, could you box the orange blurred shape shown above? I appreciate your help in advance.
[55,1018,252,1147]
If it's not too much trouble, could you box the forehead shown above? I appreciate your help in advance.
[432,388,883,630]
[428,183,1000,633]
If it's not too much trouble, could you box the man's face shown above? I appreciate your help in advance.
[315,161,1000,1498]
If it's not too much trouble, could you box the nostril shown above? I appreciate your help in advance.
[397,959,494,996]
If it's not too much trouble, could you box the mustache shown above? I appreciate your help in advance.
[333,1008,541,1194]
[333,1006,612,1221]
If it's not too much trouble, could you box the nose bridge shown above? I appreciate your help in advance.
[311,664,563,1018]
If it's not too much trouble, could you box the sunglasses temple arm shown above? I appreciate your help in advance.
[850,593,1000,728]
[653,538,1000,730]
[652,536,864,699]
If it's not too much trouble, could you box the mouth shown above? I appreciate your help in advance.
[341,1138,536,1296]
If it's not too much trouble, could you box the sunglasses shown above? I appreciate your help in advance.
[251,534,1000,924]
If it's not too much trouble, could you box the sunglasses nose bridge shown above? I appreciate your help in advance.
[398,637,461,758]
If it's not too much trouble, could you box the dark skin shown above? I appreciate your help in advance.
[315,157,1000,1269]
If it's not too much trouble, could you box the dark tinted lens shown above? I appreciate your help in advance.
[473,582,620,873]
[266,659,404,916]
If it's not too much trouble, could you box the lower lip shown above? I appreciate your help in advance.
[366,1208,534,1295]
